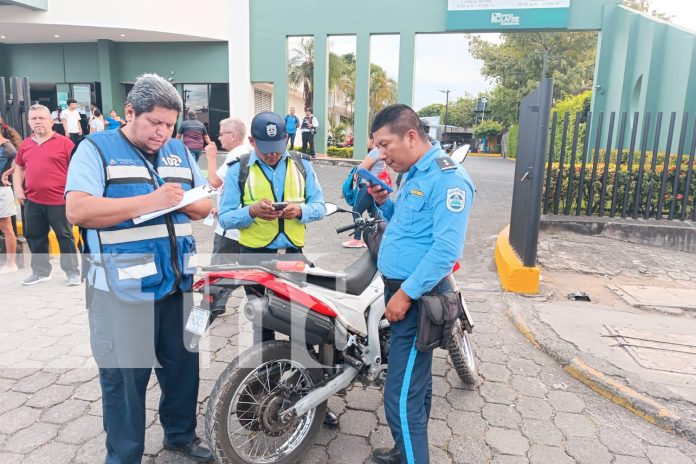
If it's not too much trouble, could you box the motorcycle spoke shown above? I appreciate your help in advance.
[227,357,319,462]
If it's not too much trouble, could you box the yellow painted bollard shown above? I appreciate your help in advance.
[17,221,81,257]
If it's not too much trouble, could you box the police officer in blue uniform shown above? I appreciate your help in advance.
[65,74,214,464]
[368,104,475,464]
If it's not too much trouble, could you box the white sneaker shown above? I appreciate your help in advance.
[0,265,19,275]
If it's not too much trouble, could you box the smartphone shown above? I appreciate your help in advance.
[356,168,393,193]
[271,202,288,211]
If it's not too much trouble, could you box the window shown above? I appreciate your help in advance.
[254,88,273,114]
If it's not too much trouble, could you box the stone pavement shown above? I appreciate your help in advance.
[1,159,695,463]
[507,227,696,444]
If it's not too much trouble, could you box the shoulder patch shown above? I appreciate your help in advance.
[446,187,467,213]
[436,156,458,171]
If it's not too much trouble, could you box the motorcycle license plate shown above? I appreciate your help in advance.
[185,307,211,336]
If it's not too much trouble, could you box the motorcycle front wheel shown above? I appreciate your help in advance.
[447,319,479,385]
[206,340,327,464]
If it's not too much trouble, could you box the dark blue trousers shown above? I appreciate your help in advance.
[89,290,199,464]
[384,290,433,464]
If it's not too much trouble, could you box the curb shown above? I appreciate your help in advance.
[506,302,695,443]
[494,225,540,294]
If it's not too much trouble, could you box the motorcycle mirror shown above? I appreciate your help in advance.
[325,202,352,216]
[451,144,470,164]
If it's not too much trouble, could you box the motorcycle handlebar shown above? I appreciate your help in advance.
[335,223,358,234]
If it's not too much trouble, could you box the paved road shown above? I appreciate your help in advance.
[1,158,695,463]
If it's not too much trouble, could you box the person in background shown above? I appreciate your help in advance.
[300,107,318,158]
[176,110,212,162]
[14,104,80,286]
[51,106,65,135]
[0,117,23,150]
[61,98,83,144]
[90,109,105,133]
[104,110,126,131]
[342,133,385,248]
[284,106,300,151]
[0,124,19,274]
[205,117,247,264]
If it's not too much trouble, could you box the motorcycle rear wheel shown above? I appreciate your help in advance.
[206,340,327,464]
[447,319,479,385]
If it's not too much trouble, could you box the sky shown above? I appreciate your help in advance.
[327,0,696,112]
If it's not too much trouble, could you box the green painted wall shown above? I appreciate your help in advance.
[250,0,614,157]
[592,5,696,151]
[1,41,228,121]
[0,44,7,78]
[113,42,228,84]
[3,44,69,82]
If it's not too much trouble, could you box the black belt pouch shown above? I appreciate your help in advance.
[416,292,464,352]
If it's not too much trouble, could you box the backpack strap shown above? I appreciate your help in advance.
[230,152,252,197]
[234,151,308,200]
[287,150,308,180]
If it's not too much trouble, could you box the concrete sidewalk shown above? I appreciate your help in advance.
[505,228,696,442]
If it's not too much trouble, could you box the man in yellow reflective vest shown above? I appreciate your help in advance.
[217,111,326,331]
[218,111,337,427]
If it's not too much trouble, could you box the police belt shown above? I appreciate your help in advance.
[381,277,405,293]
[382,275,457,295]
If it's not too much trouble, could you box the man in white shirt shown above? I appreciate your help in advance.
[204,117,247,264]
[300,107,319,158]
[61,99,83,144]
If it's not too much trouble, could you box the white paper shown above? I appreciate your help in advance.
[133,185,217,225]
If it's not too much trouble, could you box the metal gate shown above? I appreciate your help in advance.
[508,78,554,267]
[0,76,32,138]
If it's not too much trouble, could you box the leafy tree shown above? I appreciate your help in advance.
[290,43,397,131]
[369,64,397,122]
[473,120,503,138]
[468,31,598,125]
[417,104,445,118]
[288,38,314,109]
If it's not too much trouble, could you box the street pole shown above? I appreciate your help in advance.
[439,89,450,142]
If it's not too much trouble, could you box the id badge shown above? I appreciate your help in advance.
[185,306,211,336]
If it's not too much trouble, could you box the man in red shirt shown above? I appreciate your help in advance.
[14,104,80,286]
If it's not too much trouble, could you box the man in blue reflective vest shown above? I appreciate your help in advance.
[65,74,214,464]
[368,104,475,464]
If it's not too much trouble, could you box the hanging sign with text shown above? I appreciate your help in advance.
[447,0,572,30]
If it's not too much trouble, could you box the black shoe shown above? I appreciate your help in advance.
[372,446,401,464]
[163,437,214,463]
[323,409,338,428]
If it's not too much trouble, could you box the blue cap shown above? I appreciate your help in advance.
[251,111,287,154]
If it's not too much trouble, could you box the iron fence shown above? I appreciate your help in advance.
[542,111,696,221]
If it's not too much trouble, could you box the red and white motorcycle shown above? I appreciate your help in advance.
[192,205,477,464]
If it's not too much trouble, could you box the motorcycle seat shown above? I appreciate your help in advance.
[306,252,377,296]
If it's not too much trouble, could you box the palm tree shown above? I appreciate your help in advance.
[288,38,314,109]
[369,65,397,122]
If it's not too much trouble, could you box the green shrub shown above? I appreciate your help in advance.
[326,147,354,158]
[543,160,696,218]
[507,124,519,159]
[549,90,592,162]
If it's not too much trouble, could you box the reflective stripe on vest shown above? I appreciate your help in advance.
[106,165,151,181]
[100,223,193,245]
[158,166,193,181]
[239,157,306,248]
[85,131,197,302]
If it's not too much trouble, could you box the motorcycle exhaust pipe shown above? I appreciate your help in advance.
[243,296,269,323]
